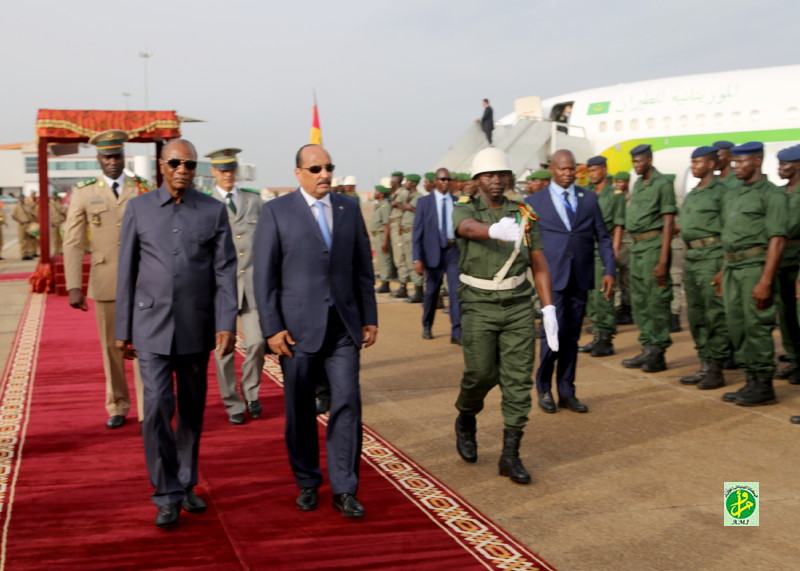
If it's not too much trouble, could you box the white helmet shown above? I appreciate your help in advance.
[331,177,340,186]
[379,176,391,187]
[471,147,512,178]
[344,175,357,186]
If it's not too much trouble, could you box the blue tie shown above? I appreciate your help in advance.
[440,195,448,248]
[562,190,576,226]
[314,201,332,249]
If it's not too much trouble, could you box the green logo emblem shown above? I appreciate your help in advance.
[587,101,611,115]
[724,482,759,526]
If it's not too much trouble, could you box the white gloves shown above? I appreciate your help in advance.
[488,217,521,243]
[541,305,559,352]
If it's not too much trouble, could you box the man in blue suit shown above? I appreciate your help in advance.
[412,167,461,344]
[526,150,615,414]
[115,139,239,527]
[254,144,378,518]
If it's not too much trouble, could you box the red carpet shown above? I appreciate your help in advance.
[0,294,553,570]
[0,272,29,282]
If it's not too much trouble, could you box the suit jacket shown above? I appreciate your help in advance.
[212,188,262,309]
[526,185,615,291]
[115,186,238,355]
[63,176,145,300]
[481,106,494,132]
[253,189,377,354]
[412,191,457,268]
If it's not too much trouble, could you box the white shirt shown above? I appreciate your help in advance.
[434,190,455,240]
[103,173,126,196]
[216,185,240,211]
[299,187,333,231]
[548,182,577,230]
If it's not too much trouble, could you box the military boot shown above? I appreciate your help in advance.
[722,375,757,403]
[406,285,423,303]
[616,304,634,325]
[455,413,477,463]
[670,314,682,333]
[642,346,667,373]
[735,376,777,406]
[391,283,408,298]
[697,361,726,390]
[622,346,652,369]
[578,332,598,354]
[498,428,531,484]
[591,331,615,357]
[774,361,799,380]
[680,361,709,385]
[375,281,390,293]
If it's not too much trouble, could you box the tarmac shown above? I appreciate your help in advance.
[2,230,799,570]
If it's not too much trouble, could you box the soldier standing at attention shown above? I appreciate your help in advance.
[0,203,7,259]
[453,147,557,484]
[63,129,148,429]
[773,145,800,384]
[613,172,634,324]
[372,185,393,293]
[720,142,787,406]
[49,192,67,255]
[343,176,360,203]
[388,171,410,298]
[401,174,424,303]
[205,148,266,425]
[678,147,730,389]
[423,172,436,194]
[621,144,676,373]
[713,141,738,190]
[12,194,37,260]
[579,156,624,357]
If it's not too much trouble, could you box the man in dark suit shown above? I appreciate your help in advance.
[526,150,615,414]
[479,99,494,145]
[115,139,238,528]
[254,144,378,518]
[412,167,461,344]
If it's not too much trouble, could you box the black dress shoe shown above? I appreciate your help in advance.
[182,490,207,513]
[450,336,462,346]
[332,493,365,517]
[538,391,556,414]
[105,415,125,429]
[422,328,433,339]
[296,487,319,511]
[247,400,263,419]
[155,503,180,528]
[229,413,245,425]
[791,416,800,425]
[315,397,331,414]
[559,396,589,413]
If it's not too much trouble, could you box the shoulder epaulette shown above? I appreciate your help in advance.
[240,187,260,195]
[456,196,472,204]
[76,178,97,189]
[133,175,154,194]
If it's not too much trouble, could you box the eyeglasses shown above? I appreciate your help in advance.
[163,158,198,170]
[300,164,335,174]
[437,177,453,181]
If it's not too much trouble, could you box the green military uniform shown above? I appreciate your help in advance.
[585,184,625,333]
[454,195,542,429]
[401,190,424,287]
[774,182,800,370]
[370,188,392,283]
[389,186,411,285]
[720,171,739,191]
[626,168,677,347]
[721,177,787,377]
[681,177,730,365]
[665,174,684,323]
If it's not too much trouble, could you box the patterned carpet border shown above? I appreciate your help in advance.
[0,293,44,570]
[257,351,554,571]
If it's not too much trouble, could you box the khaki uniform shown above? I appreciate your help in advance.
[454,195,542,429]
[0,208,7,257]
[49,198,67,255]
[12,199,38,258]
[210,188,266,416]
[370,196,391,282]
[389,187,411,284]
[63,175,148,419]
[401,191,424,287]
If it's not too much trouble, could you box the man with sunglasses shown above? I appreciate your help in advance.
[413,168,461,343]
[115,139,238,528]
[63,129,149,430]
[254,144,377,518]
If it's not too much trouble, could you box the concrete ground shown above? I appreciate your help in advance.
[3,222,799,569]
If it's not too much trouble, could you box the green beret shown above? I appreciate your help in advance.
[613,171,630,181]
[406,174,421,182]
[375,185,391,194]
[530,169,551,180]
[458,173,471,182]
[424,172,435,182]
[391,171,404,177]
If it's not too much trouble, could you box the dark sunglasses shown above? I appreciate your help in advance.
[163,158,198,170]
[437,177,453,181]
[300,163,335,174]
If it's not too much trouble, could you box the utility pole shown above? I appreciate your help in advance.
[138,51,153,110]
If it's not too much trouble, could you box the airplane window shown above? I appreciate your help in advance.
[750,110,759,122]
[696,114,706,126]
[732,111,741,124]
[713,112,723,125]
[789,107,798,120]
[663,116,671,128]
[614,120,623,132]
[630,119,639,130]
[599,121,607,133]
[679,115,688,127]
[646,118,655,129]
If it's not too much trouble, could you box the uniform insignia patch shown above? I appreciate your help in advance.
[76,178,97,189]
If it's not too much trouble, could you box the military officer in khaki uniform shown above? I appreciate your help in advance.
[205,148,266,425]
[50,193,67,255]
[389,171,411,298]
[371,185,392,292]
[401,174,424,303]
[12,194,38,260]
[0,205,7,259]
[63,130,148,429]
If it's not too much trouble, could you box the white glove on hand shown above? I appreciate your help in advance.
[488,217,522,243]
[541,304,559,352]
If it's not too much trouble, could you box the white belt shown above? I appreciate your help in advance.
[459,273,527,291]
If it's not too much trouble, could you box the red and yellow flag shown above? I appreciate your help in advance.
[310,95,322,145]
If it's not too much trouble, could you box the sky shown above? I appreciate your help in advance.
[2,0,797,188]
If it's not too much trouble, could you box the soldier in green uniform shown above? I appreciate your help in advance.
[372,186,393,293]
[524,170,551,195]
[678,147,730,389]
[621,144,676,372]
[720,142,788,406]
[665,172,685,333]
[452,147,556,485]
[401,174,424,303]
[579,156,625,357]
[713,141,738,190]
[613,172,634,324]
[773,145,800,384]
[343,176,360,203]
[388,171,411,298]
[423,172,436,194]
